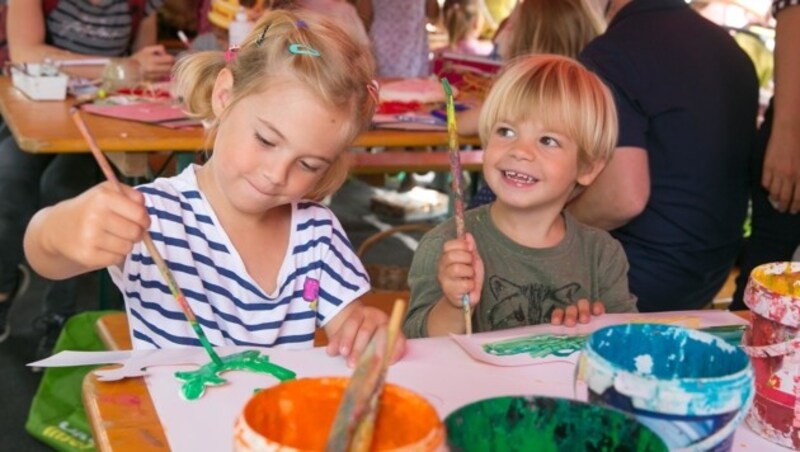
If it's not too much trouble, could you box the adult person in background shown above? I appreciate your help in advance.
[356,0,439,78]
[568,0,759,312]
[730,0,800,310]
[0,0,173,360]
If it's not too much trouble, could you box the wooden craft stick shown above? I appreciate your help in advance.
[441,78,472,335]
[70,108,223,367]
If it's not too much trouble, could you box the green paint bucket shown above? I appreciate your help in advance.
[444,396,668,451]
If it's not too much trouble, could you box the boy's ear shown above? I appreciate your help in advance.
[576,160,607,186]
[211,68,234,117]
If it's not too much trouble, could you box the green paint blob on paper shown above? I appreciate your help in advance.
[483,334,588,358]
[444,396,668,452]
[175,349,296,400]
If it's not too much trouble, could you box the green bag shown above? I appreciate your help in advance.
[25,310,120,452]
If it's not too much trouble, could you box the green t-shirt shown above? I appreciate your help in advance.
[404,205,637,338]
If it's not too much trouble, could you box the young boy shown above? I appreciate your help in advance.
[404,54,638,338]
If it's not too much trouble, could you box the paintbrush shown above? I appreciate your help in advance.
[326,299,406,452]
[441,78,472,336]
[70,108,223,367]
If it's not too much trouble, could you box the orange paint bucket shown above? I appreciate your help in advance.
[234,377,444,451]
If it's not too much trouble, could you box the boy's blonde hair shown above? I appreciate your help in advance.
[479,54,618,172]
[504,0,604,60]
[443,0,482,49]
[172,9,376,200]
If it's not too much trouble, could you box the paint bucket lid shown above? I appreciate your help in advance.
[744,262,800,327]
[234,377,444,451]
[444,395,668,451]
[583,323,753,416]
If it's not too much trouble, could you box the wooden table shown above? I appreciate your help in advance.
[84,308,753,451]
[0,77,481,177]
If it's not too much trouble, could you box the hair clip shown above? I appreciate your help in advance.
[225,46,239,63]
[296,20,308,29]
[366,79,380,104]
[288,43,320,57]
[255,24,271,47]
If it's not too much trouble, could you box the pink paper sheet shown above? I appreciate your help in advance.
[81,102,201,129]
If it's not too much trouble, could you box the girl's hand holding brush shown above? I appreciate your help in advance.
[24,181,149,280]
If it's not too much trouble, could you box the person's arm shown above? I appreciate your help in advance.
[762,4,800,214]
[355,0,373,32]
[567,146,650,230]
[426,0,440,23]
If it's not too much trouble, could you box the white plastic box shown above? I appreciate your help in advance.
[10,64,68,101]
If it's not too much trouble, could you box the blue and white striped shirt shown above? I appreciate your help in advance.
[109,165,370,350]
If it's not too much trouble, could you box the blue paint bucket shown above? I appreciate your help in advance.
[577,324,754,451]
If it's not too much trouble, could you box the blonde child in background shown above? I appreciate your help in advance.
[457,0,605,137]
[24,10,404,367]
[404,55,637,338]
[442,0,493,56]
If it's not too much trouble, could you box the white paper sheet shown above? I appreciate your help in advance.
[451,310,747,367]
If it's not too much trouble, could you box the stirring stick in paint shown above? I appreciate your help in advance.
[441,78,472,336]
[69,108,223,368]
[177,30,191,49]
[326,299,406,451]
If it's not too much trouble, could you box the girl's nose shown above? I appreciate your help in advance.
[262,159,290,186]
[509,143,536,161]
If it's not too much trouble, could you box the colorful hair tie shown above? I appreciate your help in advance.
[225,46,239,63]
[296,20,308,29]
[288,43,320,57]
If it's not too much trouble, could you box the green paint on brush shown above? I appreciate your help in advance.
[175,349,296,400]
[445,396,668,452]
[483,334,588,358]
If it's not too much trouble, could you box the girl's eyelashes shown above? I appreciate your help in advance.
[254,132,276,148]
[298,160,323,173]
[495,125,516,138]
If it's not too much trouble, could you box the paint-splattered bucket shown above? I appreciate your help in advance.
[741,261,800,448]
[233,377,444,451]
[578,324,753,451]
[444,396,668,451]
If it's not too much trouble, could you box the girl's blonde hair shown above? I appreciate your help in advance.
[172,9,377,200]
[479,54,618,172]
[504,0,604,60]
[443,0,482,49]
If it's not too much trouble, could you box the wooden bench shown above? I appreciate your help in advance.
[348,150,483,175]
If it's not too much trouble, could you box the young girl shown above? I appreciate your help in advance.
[404,55,637,338]
[442,0,493,56]
[24,10,404,367]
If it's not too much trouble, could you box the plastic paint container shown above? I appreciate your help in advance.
[578,323,753,451]
[234,377,444,451]
[742,261,800,448]
[444,395,667,451]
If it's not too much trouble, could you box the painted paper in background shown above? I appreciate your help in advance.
[451,310,747,367]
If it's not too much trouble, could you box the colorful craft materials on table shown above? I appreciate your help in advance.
[234,377,443,452]
[327,299,406,451]
[444,396,667,451]
[441,78,472,336]
[578,323,754,451]
[740,261,800,448]
[71,110,287,399]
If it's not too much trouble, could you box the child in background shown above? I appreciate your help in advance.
[442,0,493,56]
[356,0,439,77]
[24,10,404,367]
[403,55,637,338]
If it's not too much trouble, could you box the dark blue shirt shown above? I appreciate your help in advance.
[579,0,758,311]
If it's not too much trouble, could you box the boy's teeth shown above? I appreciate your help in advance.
[503,170,535,183]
